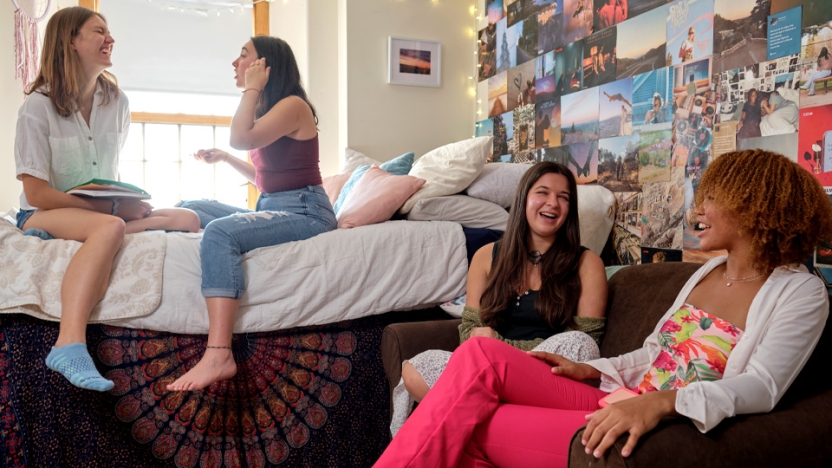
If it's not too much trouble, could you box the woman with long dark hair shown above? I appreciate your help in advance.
[168,36,335,391]
[390,162,607,434]
[375,149,832,467]
[13,7,199,392]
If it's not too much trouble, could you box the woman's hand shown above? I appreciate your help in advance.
[582,390,677,459]
[526,352,600,380]
[244,57,270,92]
[116,199,153,222]
[193,149,230,165]
[470,327,497,338]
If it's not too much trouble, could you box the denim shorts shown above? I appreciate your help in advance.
[16,209,36,230]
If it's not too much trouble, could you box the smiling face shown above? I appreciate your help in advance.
[71,14,113,74]
[525,172,571,241]
[232,41,258,88]
[694,197,740,252]
[749,90,758,104]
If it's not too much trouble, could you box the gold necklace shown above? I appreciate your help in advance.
[722,272,763,287]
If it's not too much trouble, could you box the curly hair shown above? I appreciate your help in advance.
[694,149,832,273]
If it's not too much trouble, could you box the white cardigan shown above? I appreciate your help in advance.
[586,256,829,432]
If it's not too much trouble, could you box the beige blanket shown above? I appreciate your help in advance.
[0,220,166,321]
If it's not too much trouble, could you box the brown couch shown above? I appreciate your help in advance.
[380,262,832,467]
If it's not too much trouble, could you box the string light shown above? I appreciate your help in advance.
[143,0,274,17]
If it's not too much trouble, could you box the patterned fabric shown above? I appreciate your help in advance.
[0,223,166,321]
[637,304,743,393]
[0,309,448,467]
[390,331,601,436]
[0,325,25,468]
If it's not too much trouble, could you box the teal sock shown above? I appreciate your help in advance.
[45,343,114,392]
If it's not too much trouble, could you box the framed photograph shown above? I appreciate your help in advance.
[388,36,441,87]
[816,241,832,268]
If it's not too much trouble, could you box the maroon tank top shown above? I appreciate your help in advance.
[249,134,322,193]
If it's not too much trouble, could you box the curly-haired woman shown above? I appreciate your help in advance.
[374,149,832,468]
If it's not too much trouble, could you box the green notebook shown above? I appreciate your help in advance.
[66,178,151,200]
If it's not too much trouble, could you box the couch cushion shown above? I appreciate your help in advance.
[601,262,701,358]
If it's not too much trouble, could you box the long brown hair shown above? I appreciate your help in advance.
[26,6,119,118]
[480,162,583,331]
[250,36,317,123]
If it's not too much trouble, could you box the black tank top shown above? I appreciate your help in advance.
[490,241,587,340]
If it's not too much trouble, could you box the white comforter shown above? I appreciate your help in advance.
[0,219,468,334]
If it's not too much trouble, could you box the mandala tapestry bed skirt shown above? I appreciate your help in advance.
[0,309,447,468]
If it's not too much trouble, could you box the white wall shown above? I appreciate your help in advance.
[269,0,340,178]
[0,1,74,212]
[1,2,30,211]
[341,0,476,162]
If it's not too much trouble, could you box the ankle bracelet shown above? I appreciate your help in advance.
[205,345,232,349]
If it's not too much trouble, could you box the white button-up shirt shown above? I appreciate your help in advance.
[587,256,829,432]
[14,85,130,210]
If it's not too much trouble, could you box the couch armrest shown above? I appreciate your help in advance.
[568,388,832,468]
[381,319,462,400]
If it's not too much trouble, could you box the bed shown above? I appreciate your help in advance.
[0,217,468,467]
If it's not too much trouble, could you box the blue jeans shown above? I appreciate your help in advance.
[179,186,336,298]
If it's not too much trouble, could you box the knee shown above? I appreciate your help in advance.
[402,363,428,401]
[175,209,201,232]
[94,216,127,249]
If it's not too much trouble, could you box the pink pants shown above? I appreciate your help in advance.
[375,337,608,468]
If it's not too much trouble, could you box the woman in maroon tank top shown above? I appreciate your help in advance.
[170,37,337,391]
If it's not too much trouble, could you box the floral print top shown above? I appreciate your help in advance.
[636,304,743,393]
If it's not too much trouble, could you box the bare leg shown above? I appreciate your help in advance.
[124,207,200,234]
[23,209,127,346]
[402,362,430,402]
[166,297,238,391]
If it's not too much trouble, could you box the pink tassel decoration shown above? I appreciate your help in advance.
[14,8,40,93]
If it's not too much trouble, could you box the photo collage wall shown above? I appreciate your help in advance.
[475,0,832,265]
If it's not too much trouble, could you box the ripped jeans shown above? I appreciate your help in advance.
[179,185,336,299]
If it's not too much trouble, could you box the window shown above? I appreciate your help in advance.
[120,121,249,209]
[97,0,257,208]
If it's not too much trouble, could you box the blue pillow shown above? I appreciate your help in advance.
[333,152,414,214]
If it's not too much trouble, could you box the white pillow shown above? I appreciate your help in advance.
[577,185,615,255]
[406,195,509,231]
[342,148,381,174]
[399,137,493,214]
[465,162,532,208]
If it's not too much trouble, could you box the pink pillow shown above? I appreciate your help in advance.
[322,173,351,207]
[337,165,426,229]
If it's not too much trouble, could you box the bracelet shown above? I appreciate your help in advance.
[111,199,120,216]
[205,345,232,349]
[222,152,228,163]
[243,88,261,95]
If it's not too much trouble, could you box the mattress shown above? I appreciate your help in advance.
[0,219,468,334]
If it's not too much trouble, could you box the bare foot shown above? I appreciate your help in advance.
[167,348,237,391]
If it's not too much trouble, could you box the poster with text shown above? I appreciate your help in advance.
[797,104,832,185]
[767,7,802,60]
[667,0,715,67]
